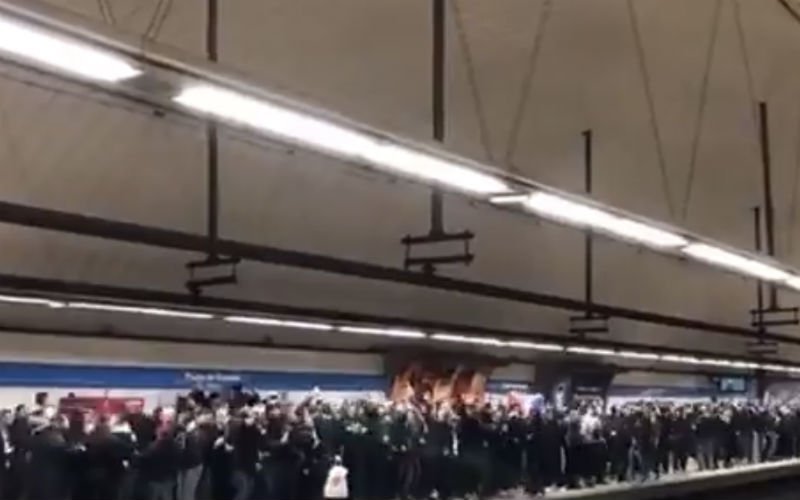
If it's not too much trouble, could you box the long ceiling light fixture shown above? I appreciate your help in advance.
[615,350,662,361]
[0,293,64,308]
[567,346,616,356]
[337,325,427,339]
[224,315,334,331]
[68,301,213,320]
[507,340,564,352]
[173,86,508,195]
[0,15,139,82]
[431,333,508,347]
[520,193,688,249]
[682,244,789,282]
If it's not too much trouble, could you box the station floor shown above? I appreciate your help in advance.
[495,458,800,499]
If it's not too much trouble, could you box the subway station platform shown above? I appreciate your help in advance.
[540,459,800,500]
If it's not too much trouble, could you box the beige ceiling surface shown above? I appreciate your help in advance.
[1,0,800,358]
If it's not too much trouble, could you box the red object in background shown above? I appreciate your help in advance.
[59,396,144,415]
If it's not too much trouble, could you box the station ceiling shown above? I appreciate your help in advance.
[2,0,800,362]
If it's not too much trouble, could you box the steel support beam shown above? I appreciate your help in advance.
[0,200,796,344]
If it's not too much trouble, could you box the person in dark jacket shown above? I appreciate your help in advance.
[524,409,545,495]
[670,407,692,472]
[606,407,630,482]
[229,412,261,500]
[0,410,9,500]
[139,423,181,500]
[539,408,564,490]
[27,415,73,500]
[83,415,134,500]
[7,405,31,500]
[695,407,717,471]
[177,414,205,500]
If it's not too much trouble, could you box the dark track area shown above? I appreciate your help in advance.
[677,477,800,500]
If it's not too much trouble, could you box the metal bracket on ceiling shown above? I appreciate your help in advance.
[569,313,610,337]
[402,229,474,275]
[747,105,794,358]
[747,339,779,356]
[569,130,609,338]
[750,306,799,329]
[400,0,476,277]
[185,255,240,297]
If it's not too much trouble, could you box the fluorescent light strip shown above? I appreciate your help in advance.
[661,354,703,365]
[490,193,531,205]
[68,302,213,319]
[525,193,688,248]
[363,143,509,195]
[173,86,508,195]
[507,340,564,352]
[784,276,800,291]
[224,315,333,331]
[566,346,615,356]
[698,358,733,367]
[431,333,507,347]
[728,361,760,370]
[0,294,64,308]
[615,351,661,361]
[338,326,426,339]
[682,244,789,282]
[0,15,139,82]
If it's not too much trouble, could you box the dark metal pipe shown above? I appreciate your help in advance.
[0,200,794,344]
[429,0,446,236]
[583,129,593,307]
[754,206,765,333]
[432,0,445,143]
[206,0,218,62]
[758,102,778,308]
[206,0,220,256]
[0,272,787,364]
[206,123,219,255]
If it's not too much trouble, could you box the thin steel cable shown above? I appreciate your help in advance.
[734,0,759,128]
[0,69,294,159]
[503,0,553,171]
[789,101,800,257]
[777,0,800,24]
[450,0,495,162]
[0,85,28,179]
[118,1,151,26]
[627,0,676,218]
[150,0,174,41]
[143,0,166,40]
[680,0,723,221]
[96,0,110,24]
[99,0,117,26]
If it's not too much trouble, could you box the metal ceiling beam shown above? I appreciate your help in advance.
[0,200,795,345]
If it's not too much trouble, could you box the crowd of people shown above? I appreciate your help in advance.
[1,387,800,500]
